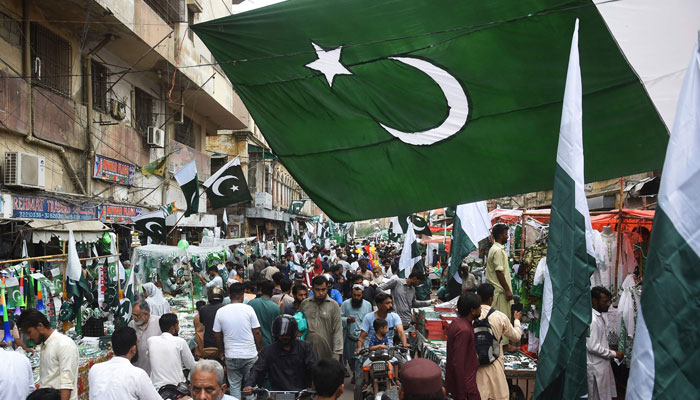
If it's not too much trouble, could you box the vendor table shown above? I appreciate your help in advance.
[415,323,537,399]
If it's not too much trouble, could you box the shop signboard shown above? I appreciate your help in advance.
[13,195,98,220]
[93,154,135,186]
[98,204,144,223]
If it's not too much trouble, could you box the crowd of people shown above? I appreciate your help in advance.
[0,236,624,400]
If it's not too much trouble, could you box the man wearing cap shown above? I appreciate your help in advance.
[340,284,373,383]
[400,359,446,400]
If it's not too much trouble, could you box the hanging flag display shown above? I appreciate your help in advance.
[191,0,668,222]
[222,209,228,238]
[203,157,252,209]
[65,229,94,320]
[398,221,422,276]
[174,160,200,216]
[626,38,700,400]
[534,21,597,399]
[133,210,167,243]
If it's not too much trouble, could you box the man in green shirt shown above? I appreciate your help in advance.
[248,280,281,347]
[485,224,513,319]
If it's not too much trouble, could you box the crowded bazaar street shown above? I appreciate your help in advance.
[0,1,699,400]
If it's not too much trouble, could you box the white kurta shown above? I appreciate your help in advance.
[587,309,617,400]
[88,356,161,400]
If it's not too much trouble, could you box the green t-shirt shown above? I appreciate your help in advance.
[248,297,281,347]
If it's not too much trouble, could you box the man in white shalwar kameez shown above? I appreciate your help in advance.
[587,286,623,400]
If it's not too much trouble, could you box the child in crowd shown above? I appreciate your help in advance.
[362,318,391,389]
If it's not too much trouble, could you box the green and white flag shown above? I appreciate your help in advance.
[626,38,700,399]
[133,210,167,244]
[399,221,422,276]
[203,157,252,210]
[289,199,306,214]
[118,257,136,325]
[192,0,669,222]
[66,229,94,309]
[447,201,490,280]
[174,160,199,217]
[534,20,597,399]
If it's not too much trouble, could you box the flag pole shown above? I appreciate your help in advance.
[166,186,208,237]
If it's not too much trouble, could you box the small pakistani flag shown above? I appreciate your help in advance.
[174,160,200,217]
[447,201,491,281]
[118,257,136,325]
[133,210,167,244]
[221,209,228,238]
[203,157,252,210]
[66,229,94,310]
[626,38,700,399]
[409,215,432,236]
[398,221,422,276]
[534,20,597,399]
[289,199,306,214]
[141,155,168,178]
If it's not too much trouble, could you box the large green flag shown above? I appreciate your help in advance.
[534,20,596,399]
[626,38,700,399]
[193,0,667,222]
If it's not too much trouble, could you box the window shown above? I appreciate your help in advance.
[134,87,156,134]
[144,0,185,25]
[31,23,71,96]
[174,114,195,148]
[91,62,108,112]
[187,11,195,42]
[211,156,226,175]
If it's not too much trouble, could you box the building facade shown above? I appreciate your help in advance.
[0,0,247,257]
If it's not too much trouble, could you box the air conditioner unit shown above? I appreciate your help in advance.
[147,126,165,148]
[4,152,46,188]
[110,99,127,120]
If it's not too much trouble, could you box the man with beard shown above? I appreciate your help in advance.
[340,285,373,383]
[242,315,317,393]
[88,326,161,400]
[16,309,79,400]
[147,313,196,394]
[587,286,623,400]
[299,275,343,360]
[128,301,162,375]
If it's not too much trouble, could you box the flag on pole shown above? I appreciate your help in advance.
[133,210,167,244]
[534,20,597,399]
[118,257,136,325]
[192,0,669,222]
[203,157,252,209]
[626,36,700,400]
[174,160,200,217]
[399,221,422,276]
[289,199,306,214]
[447,201,491,281]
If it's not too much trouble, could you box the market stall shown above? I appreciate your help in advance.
[413,303,537,399]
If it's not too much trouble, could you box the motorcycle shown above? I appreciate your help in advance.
[246,387,316,400]
[354,346,410,400]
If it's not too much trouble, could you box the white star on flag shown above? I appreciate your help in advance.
[306,42,352,87]
[231,185,239,192]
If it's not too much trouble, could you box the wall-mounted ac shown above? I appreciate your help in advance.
[110,99,127,120]
[4,152,46,188]
[147,126,165,148]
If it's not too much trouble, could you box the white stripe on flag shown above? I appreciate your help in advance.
[174,160,197,185]
[455,201,491,246]
[203,156,241,188]
[554,19,596,259]
[626,311,654,399]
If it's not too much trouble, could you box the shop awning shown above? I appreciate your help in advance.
[28,219,110,243]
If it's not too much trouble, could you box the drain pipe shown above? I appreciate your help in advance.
[21,0,86,194]
[84,35,116,195]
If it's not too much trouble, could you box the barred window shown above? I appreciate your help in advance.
[31,23,71,96]
[91,62,108,112]
[174,114,195,148]
[144,0,185,25]
[0,12,21,48]
[134,87,156,134]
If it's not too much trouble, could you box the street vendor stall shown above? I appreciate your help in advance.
[413,304,537,399]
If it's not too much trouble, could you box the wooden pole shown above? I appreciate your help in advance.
[613,178,625,298]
